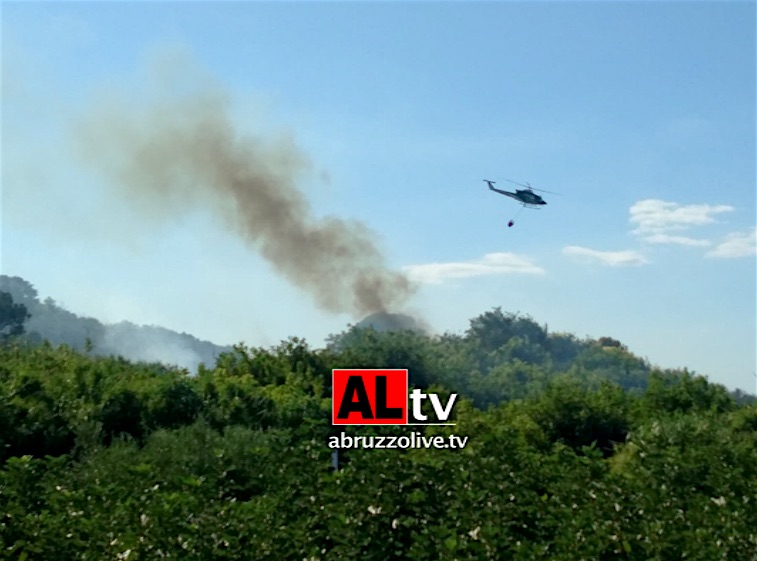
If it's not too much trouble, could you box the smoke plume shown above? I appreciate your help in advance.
[73,54,414,318]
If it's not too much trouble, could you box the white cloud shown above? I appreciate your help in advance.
[629,199,733,243]
[404,252,544,284]
[562,246,648,267]
[706,228,757,259]
[628,200,754,259]
[643,234,711,247]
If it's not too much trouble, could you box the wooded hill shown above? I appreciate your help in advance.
[1,277,755,559]
[0,275,231,371]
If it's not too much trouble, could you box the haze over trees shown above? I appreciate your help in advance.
[0,275,230,371]
[1,276,755,559]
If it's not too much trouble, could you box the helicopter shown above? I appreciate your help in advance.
[483,179,558,227]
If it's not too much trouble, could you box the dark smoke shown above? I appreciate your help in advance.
[73,55,414,318]
[356,312,428,334]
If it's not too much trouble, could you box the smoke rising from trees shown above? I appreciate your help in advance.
[73,53,414,319]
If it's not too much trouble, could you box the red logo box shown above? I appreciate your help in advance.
[332,369,408,425]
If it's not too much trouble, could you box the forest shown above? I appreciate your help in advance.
[0,276,230,372]
[1,279,756,560]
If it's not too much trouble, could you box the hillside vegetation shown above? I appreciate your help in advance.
[0,276,231,371]
[1,280,756,560]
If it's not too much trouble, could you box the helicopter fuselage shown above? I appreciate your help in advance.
[484,179,548,208]
[504,189,546,206]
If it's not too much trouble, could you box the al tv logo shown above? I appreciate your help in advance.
[332,369,458,425]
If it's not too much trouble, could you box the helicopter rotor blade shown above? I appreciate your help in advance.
[503,178,532,189]
[503,178,560,195]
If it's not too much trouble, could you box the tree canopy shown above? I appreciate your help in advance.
[0,291,29,340]
[1,280,755,560]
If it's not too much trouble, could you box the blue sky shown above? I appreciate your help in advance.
[2,1,755,392]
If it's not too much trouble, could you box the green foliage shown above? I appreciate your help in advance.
[329,327,434,389]
[1,301,755,559]
[546,332,584,369]
[0,291,30,340]
[608,412,757,559]
[466,307,548,352]
[99,389,146,445]
[641,370,736,415]
[146,380,203,430]
[528,380,631,457]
